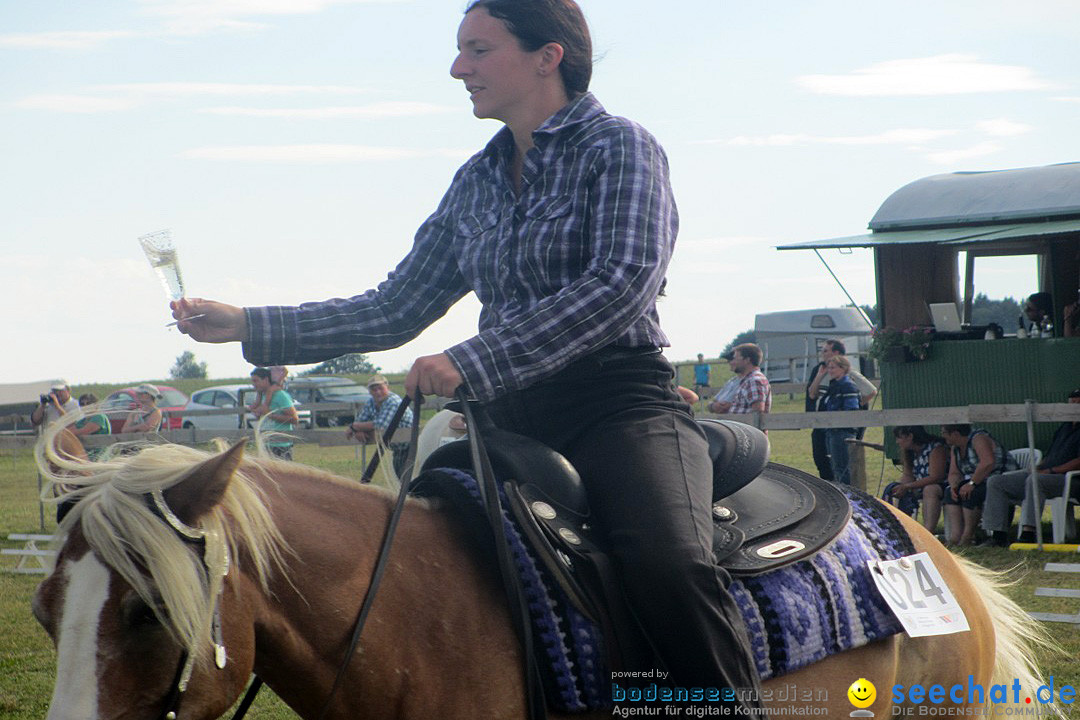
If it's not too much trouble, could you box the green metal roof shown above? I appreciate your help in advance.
[776,217,1080,250]
[777,162,1080,250]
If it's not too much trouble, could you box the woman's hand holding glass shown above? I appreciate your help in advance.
[170,298,248,344]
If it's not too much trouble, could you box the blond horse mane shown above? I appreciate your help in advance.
[35,413,290,670]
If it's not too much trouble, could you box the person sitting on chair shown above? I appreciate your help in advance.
[886,426,948,532]
[941,424,1013,546]
[980,389,1080,546]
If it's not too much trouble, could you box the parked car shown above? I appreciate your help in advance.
[182,384,255,431]
[182,384,312,431]
[285,376,370,427]
[103,386,189,433]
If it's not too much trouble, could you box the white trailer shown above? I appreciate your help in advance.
[754,308,873,383]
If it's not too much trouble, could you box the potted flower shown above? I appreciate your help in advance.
[868,326,934,362]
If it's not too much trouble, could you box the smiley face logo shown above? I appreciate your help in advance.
[847,678,876,709]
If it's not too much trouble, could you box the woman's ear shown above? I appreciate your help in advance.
[538,41,564,76]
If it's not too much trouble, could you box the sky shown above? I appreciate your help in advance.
[2,0,1076,386]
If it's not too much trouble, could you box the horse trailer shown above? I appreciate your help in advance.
[754,307,872,383]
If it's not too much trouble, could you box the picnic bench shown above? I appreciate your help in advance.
[2,533,56,574]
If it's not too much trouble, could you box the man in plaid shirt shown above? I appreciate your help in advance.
[711,343,771,415]
[348,374,414,474]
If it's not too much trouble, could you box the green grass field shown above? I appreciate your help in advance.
[2,375,1079,718]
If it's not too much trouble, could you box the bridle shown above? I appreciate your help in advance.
[145,489,230,720]
[151,390,545,720]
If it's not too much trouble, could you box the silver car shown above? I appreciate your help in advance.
[181,384,311,430]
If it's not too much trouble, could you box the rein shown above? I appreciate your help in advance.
[226,390,546,720]
[229,393,422,720]
[455,390,546,720]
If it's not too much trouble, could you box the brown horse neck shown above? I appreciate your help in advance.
[241,467,525,719]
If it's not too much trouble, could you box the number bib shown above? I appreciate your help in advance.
[868,552,970,637]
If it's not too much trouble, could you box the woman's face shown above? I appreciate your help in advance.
[826,361,846,379]
[136,392,155,406]
[251,375,270,392]
[895,433,913,451]
[450,8,547,124]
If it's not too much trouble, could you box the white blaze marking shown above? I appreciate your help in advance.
[46,554,109,720]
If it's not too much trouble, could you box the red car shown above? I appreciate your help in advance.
[102,386,190,432]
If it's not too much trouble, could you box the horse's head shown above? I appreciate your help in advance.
[33,440,285,720]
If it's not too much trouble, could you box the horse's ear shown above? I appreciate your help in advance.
[55,428,88,464]
[164,441,246,526]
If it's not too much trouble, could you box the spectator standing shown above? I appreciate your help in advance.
[981,389,1080,546]
[709,343,770,416]
[122,384,164,434]
[30,381,78,429]
[821,355,861,485]
[251,366,289,412]
[806,340,877,480]
[706,352,739,410]
[885,426,948,531]
[941,424,1012,546]
[692,353,711,398]
[70,393,111,459]
[347,374,415,475]
[250,367,300,460]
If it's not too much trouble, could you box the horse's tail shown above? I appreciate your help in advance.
[955,555,1065,719]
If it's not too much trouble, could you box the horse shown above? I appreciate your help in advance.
[31,420,1059,720]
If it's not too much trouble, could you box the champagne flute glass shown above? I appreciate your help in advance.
[138,229,205,326]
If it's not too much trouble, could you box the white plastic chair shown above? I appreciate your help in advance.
[1049,470,1079,544]
[1008,447,1042,472]
[1002,448,1042,541]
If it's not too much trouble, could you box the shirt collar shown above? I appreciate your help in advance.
[481,92,605,163]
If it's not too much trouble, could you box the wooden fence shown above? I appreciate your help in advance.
[4,401,1079,542]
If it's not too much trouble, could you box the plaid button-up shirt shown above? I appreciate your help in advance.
[243,93,677,402]
[356,392,414,432]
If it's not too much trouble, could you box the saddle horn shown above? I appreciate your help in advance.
[698,419,771,501]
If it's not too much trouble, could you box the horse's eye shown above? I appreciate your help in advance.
[121,593,164,629]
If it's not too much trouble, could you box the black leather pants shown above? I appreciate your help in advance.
[483,347,762,706]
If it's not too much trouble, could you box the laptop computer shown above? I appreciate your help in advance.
[928,302,963,333]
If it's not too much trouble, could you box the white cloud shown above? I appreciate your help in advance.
[12,94,140,113]
[1052,96,1080,103]
[198,101,455,118]
[91,82,366,97]
[797,54,1056,96]
[976,118,1032,137]
[179,144,471,163]
[136,0,401,34]
[13,83,367,114]
[724,128,957,147]
[0,30,139,50]
[924,142,1001,165]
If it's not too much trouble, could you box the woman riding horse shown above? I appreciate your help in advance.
[32,426,1057,720]
[171,0,758,707]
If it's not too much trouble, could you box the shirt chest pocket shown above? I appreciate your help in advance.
[457,210,501,238]
[523,194,575,223]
